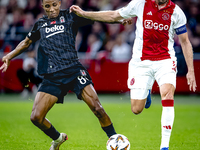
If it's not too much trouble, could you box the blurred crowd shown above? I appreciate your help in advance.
[0,0,200,64]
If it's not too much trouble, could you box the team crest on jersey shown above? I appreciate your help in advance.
[80,70,86,76]
[60,16,65,23]
[162,13,170,20]
[130,78,135,86]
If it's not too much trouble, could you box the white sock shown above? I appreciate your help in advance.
[160,100,174,149]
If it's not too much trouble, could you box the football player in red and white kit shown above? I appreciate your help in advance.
[70,0,197,149]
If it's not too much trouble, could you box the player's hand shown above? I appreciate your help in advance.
[0,55,11,73]
[122,18,133,26]
[70,5,85,17]
[186,71,197,92]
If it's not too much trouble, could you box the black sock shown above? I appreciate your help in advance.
[42,125,60,140]
[102,123,117,138]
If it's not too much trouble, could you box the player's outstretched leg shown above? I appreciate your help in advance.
[81,84,117,138]
[49,133,68,150]
[145,90,151,109]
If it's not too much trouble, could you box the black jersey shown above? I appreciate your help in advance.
[27,9,94,75]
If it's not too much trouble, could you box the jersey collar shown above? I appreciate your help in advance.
[152,0,173,10]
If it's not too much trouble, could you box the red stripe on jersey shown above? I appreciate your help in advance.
[142,0,175,61]
[162,99,174,107]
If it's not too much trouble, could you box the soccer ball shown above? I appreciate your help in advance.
[106,134,130,150]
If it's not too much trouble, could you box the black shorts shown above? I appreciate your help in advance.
[38,65,93,103]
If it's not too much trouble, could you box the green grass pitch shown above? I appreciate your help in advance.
[0,93,200,150]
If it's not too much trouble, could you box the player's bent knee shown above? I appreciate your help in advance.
[30,112,43,125]
[131,106,143,115]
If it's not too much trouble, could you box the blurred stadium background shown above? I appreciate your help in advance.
[0,0,200,95]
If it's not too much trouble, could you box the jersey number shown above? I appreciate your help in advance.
[77,76,89,84]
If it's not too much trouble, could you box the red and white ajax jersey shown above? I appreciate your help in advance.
[119,0,187,61]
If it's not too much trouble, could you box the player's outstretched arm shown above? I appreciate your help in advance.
[0,37,32,72]
[70,5,124,23]
[178,32,197,92]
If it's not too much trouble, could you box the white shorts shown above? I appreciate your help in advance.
[128,58,177,99]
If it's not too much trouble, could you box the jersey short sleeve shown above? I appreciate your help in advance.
[173,5,187,29]
[72,12,94,27]
[118,0,142,19]
[27,21,41,42]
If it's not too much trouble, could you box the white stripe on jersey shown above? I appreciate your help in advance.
[46,30,64,38]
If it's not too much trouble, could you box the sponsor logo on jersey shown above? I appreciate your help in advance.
[60,16,65,23]
[144,20,169,31]
[46,25,64,33]
[41,23,48,27]
[50,21,56,24]
[147,11,152,15]
[45,25,65,38]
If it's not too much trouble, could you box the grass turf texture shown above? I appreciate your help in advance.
[0,93,199,150]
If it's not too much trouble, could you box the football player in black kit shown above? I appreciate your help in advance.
[0,0,129,149]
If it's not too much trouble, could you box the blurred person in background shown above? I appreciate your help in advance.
[187,3,200,35]
[85,33,104,73]
[4,8,24,52]
[91,20,107,42]
[24,0,42,19]
[23,13,35,31]
[60,0,74,9]
[0,6,9,51]
[188,23,200,53]
[86,33,103,60]
[87,0,101,10]
[73,0,87,9]
[6,0,18,14]
[70,0,197,149]
[110,33,132,62]
[17,48,42,98]
[106,23,122,40]
[101,0,123,10]
[0,6,9,40]
[122,17,136,47]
